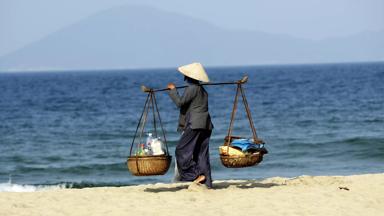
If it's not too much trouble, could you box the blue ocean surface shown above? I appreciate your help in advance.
[0,62,383,191]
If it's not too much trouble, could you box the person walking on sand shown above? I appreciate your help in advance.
[167,62,214,188]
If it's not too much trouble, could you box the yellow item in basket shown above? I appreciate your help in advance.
[219,146,245,156]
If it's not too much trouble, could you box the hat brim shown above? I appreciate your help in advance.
[177,63,210,82]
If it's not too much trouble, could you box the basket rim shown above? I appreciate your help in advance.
[127,155,172,160]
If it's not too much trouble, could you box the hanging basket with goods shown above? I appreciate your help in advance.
[219,83,268,168]
[127,91,171,176]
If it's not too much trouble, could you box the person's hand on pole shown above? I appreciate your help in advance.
[167,83,176,90]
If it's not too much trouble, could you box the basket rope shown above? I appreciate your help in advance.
[128,91,171,175]
[220,83,264,168]
[225,83,259,146]
[129,93,150,156]
[152,92,169,154]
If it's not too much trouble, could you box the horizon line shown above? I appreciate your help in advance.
[0,60,383,74]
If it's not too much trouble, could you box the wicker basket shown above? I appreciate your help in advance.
[219,135,264,168]
[127,155,172,176]
[220,152,263,168]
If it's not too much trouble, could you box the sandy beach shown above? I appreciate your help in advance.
[0,173,383,216]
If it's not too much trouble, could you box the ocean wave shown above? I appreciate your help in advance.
[0,180,67,192]
[0,179,140,192]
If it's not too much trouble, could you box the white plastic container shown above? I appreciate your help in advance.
[151,138,165,155]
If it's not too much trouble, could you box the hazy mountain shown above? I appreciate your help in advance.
[0,5,383,71]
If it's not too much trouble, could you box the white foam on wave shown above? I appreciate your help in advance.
[0,180,68,192]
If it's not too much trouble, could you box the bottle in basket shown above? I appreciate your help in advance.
[137,143,145,156]
[145,133,153,155]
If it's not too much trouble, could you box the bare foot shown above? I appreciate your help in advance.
[193,175,206,184]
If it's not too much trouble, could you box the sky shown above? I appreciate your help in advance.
[0,0,383,57]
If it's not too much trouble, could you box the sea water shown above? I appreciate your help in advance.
[0,62,383,191]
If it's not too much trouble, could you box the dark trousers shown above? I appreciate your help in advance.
[176,127,212,188]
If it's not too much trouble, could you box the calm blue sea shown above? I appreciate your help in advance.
[0,62,383,191]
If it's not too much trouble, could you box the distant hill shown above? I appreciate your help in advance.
[0,5,383,71]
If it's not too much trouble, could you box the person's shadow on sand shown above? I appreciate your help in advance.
[144,180,280,193]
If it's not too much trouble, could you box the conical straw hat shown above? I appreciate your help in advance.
[177,62,210,82]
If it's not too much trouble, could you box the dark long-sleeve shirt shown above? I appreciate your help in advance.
[169,84,213,132]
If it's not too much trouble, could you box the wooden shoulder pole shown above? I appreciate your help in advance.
[140,75,248,93]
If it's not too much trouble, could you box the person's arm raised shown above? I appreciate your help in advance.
[168,85,196,108]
